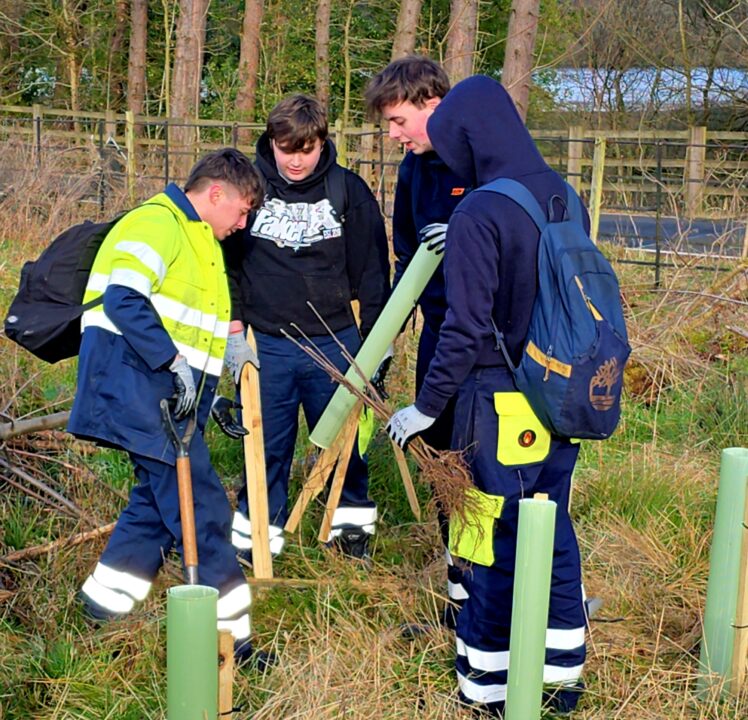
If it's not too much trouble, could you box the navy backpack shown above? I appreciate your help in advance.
[479,178,631,440]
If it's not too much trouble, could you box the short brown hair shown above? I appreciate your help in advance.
[364,56,450,117]
[266,94,328,152]
[184,148,265,209]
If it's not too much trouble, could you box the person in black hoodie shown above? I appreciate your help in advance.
[223,94,390,561]
[364,56,472,626]
[386,76,587,716]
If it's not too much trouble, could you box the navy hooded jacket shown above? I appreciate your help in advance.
[415,75,589,419]
[392,151,471,331]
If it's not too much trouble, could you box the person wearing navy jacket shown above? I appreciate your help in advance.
[365,56,472,625]
[70,149,269,665]
[386,76,588,716]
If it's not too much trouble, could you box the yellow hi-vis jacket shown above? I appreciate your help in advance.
[68,187,229,462]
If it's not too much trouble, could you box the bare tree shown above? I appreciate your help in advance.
[236,0,264,138]
[170,0,208,178]
[501,0,539,122]
[444,0,478,84]
[391,0,423,60]
[315,0,331,110]
[127,0,147,124]
[108,0,130,108]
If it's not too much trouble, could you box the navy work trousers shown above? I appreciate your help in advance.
[451,366,586,711]
[100,430,246,595]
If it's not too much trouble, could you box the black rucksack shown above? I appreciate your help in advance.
[4,215,124,363]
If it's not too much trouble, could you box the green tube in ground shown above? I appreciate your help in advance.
[310,242,444,449]
[505,498,557,720]
[697,447,748,696]
[167,584,219,720]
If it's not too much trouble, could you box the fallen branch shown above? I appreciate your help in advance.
[0,454,82,517]
[0,411,70,441]
[727,325,748,341]
[0,522,116,564]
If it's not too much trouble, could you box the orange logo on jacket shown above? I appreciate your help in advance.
[451,188,466,196]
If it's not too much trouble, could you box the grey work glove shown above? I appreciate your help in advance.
[224,330,260,384]
[370,345,394,400]
[419,223,448,255]
[386,404,436,449]
[169,355,197,420]
[210,396,248,440]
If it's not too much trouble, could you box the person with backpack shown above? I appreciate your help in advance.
[385,76,596,716]
[222,94,390,562]
[69,148,269,665]
[364,56,473,626]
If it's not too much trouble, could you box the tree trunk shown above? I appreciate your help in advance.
[170,0,208,179]
[444,0,478,84]
[236,0,264,143]
[108,0,130,109]
[315,0,331,111]
[391,0,423,60]
[501,0,540,122]
[128,0,148,131]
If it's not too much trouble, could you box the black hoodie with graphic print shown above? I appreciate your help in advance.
[224,134,390,337]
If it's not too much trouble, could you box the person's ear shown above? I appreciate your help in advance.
[208,183,224,205]
[424,96,441,112]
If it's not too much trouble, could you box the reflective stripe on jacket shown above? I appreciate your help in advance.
[81,192,230,377]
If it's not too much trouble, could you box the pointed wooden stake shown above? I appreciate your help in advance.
[240,326,272,579]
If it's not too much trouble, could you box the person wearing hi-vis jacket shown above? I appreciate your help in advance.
[386,76,587,717]
[69,149,269,666]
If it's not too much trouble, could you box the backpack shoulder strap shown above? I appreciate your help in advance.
[477,178,547,231]
[323,164,349,225]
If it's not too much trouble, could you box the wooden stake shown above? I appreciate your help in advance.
[218,630,234,719]
[240,327,272,579]
[391,440,421,521]
[285,442,341,534]
[318,406,360,543]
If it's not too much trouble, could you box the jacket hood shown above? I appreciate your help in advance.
[426,75,549,186]
[255,132,338,193]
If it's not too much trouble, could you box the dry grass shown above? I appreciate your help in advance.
[1,145,747,718]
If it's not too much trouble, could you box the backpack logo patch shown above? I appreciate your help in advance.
[589,357,622,411]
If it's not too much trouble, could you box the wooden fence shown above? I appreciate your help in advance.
[1,104,747,230]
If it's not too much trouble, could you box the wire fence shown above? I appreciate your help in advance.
[1,105,746,287]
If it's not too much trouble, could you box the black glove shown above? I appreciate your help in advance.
[169,355,196,420]
[370,346,394,400]
[210,396,248,440]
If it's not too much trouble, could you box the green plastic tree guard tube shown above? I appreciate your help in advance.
[167,584,219,720]
[505,497,557,720]
[697,447,748,697]
[309,242,443,448]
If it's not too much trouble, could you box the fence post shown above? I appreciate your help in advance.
[334,118,348,169]
[566,125,584,193]
[105,109,116,140]
[589,136,606,244]
[32,103,42,166]
[125,110,136,206]
[686,125,707,219]
[359,122,374,185]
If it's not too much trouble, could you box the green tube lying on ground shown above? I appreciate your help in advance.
[697,447,748,697]
[505,498,557,720]
[167,584,218,720]
[309,242,444,449]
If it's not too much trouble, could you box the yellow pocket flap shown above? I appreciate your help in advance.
[494,392,535,416]
[466,486,504,519]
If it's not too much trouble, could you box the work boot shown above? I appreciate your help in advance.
[542,681,585,715]
[79,591,127,625]
[234,639,277,672]
[332,524,371,562]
